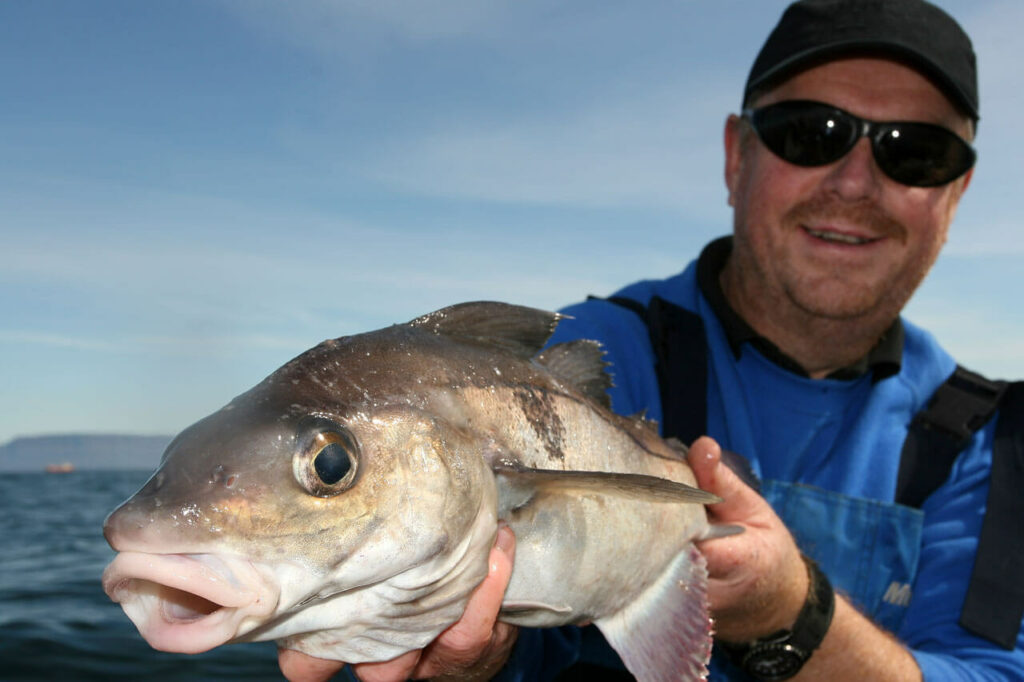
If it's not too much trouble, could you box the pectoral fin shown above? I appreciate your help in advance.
[493,461,720,513]
[500,600,573,619]
[594,545,711,681]
[701,523,744,540]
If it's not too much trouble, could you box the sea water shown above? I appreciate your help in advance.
[0,470,285,680]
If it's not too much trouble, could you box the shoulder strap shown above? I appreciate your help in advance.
[603,295,707,445]
[895,366,1006,508]
[959,380,1024,649]
[603,295,647,319]
[896,365,1024,648]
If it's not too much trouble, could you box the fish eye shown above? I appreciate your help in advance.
[314,442,351,484]
[293,418,359,497]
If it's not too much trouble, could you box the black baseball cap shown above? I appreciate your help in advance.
[744,0,978,120]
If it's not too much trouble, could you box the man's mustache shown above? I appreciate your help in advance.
[783,195,906,245]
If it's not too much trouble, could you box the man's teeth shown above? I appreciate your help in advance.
[806,228,873,245]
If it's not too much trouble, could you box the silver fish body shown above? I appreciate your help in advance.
[102,302,718,680]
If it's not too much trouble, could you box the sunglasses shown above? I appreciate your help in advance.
[742,100,976,187]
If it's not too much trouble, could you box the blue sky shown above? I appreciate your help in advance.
[2,0,1021,445]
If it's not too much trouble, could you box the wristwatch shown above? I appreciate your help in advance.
[722,555,835,681]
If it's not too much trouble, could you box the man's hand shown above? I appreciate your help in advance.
[686,437,922,680]
[686,436,808,642]
[278,526,517,682]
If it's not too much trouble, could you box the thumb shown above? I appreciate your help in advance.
[686,436,763,524]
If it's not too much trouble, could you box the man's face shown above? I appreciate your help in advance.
[723,57,973,324]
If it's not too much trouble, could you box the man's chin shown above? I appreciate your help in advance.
[787,285,893,322]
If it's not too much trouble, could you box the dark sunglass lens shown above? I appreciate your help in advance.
[873,123,976,187]
[752,102,856,167]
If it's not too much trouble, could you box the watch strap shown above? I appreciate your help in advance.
[723,555,835,681]
[785,555,834,656]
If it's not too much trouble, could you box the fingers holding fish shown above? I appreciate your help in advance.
[345,527,517,682]
[410,525,518,680]
[350,649,422,682]
[685,436,725,499]
[275,525,516,682]
[686,436,810,643]
[687,436,765,524]
[277,648,346,682]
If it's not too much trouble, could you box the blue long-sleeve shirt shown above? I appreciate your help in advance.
[498,241,1024,680]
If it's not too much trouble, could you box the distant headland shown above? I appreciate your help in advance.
[0,434,173,472]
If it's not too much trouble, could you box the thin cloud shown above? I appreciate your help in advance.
[366,81,737,217]
[219,0,521,56]
[0,331,121,352]
[0,329,306,355]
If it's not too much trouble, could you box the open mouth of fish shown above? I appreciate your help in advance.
[102,552,279,653]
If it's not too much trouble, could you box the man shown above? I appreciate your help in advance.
[281,0,1024,679]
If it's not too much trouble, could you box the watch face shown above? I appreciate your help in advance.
[743,644,806,681]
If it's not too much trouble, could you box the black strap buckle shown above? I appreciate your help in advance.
[914,366,1006,446]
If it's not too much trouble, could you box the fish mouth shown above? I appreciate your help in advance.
[102,552,279,653]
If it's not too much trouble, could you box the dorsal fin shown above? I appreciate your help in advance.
[408,301,561,360]
[536,340,612,408]
[665,436,689,456]
[629,411,661,436]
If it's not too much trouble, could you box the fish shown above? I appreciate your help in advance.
[102,301,723,681]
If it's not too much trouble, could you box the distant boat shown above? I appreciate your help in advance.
[45,462,75,474]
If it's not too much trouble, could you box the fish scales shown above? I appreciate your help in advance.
[102,301,718,680]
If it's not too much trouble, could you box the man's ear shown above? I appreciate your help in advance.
[724,114,745,208]
[959,166,974,195]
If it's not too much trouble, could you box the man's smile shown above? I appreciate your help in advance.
[802,226,883,246]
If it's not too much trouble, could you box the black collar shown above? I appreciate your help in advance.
[696,236,903,382]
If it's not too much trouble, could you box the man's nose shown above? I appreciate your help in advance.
[821,137,884,200]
